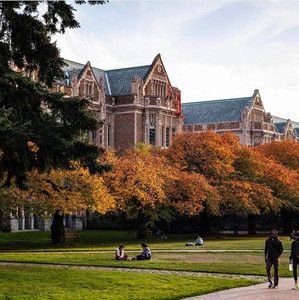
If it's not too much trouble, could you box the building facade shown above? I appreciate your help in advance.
[4,57,299,233]
[53,54,183,153]
[182,89,299,146]
[3,54,183,232]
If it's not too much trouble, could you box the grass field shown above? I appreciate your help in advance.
[0,251,293,277]
[0,230,292,299]
[0,230,293,251]
[0,265,258,300]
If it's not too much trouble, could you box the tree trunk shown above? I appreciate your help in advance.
[199,209,211,236]
[136,225,148,239]
[50,210,65,244]
[248,214,257,235]
[281,208,294,234]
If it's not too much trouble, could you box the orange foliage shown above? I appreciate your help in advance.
[167,132,236,180]
[257,141,299,172]
[11,162,115,215]
[218,180,280,215]
[102,148,215,218]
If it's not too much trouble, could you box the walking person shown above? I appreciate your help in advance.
[265,230,283,288]
[290,231,299,289]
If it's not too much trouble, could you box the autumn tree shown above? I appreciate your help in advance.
[102,147,216,238]
[167,132,236,180]
[167,132,298,234]
[256,141,299,172]
[10,162,114,242]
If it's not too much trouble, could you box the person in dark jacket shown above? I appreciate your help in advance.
[265,230,283,288]
[290,231,299,290]
[135,243,152,260]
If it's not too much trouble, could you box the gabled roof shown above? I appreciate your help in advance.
[182,97,253,124]
[273,116,289,134]
[105,65,151,96]
[272,116,288,124]
[61,59,108,90]
[272,116,299,136]
[59,59,152,97]
[274,122,287,134]
[290,121,299,137]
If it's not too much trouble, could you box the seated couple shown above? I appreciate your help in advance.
[115,243,151,261]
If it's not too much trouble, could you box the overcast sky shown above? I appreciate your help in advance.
[54,0,299,121]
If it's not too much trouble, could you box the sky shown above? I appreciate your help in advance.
[54,0,299,121]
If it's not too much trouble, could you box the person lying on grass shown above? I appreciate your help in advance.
[115,245,128,260]
[132,243,152,261]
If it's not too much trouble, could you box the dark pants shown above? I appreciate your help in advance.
[266,258,279,286]
[293,258,298,282]
[136,254,151,261]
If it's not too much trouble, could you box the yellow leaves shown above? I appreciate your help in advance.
[13,163,115,215]
[218,180,279,215]
[5,133,299,221]
[257,141,299,172]
[167,131,236,179]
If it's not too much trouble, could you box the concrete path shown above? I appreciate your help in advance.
[183,278,298,300]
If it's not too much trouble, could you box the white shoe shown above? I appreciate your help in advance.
[292,284,298,290]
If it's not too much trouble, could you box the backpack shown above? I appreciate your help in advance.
[295,241,299,258]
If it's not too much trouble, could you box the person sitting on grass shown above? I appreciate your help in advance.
[195,236,204,246]
[132,243,152,260]
[115,244,128,260]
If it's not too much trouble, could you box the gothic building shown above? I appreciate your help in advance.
[4,57,299,233]
[4,54,183,232]
[52,54,183,152]
[182,89,299,146]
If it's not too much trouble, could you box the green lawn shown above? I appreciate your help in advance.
[0,265,258,300]
[0,251,293,277]
[0,230,293,251]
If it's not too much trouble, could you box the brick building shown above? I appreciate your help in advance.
[182,89,299,146]
[5,58,299,233]
[53,54,183,152]
[3,54,183,232]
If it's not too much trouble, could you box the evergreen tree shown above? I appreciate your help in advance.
[0,1,106,188]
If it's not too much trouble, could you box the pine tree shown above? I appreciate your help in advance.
[0,1,106,188]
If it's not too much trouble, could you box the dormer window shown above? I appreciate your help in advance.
[153,80,166,97]
[85,81,93,98]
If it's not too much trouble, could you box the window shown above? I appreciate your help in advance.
[166,128,170,147]
[172,128,176,139]
[91,130,97,143]
[108,124,112,147]
[161,126,165,146]
[85,81,93,98]
[149,114,156,126]
[149,128,156,145]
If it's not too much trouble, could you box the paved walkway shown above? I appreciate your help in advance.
[183,278,298,300]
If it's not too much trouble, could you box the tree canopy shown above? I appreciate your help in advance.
[0,1,107,188]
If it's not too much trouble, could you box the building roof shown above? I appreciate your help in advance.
[272,116,299,136]
[274,122,287,133]
[59,59,151,97]
[105,65,151,96]
[182,97,253,124]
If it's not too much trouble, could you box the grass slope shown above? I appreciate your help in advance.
[0,230,293,251]
[0,251,293,277]
[0,265,258,300]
